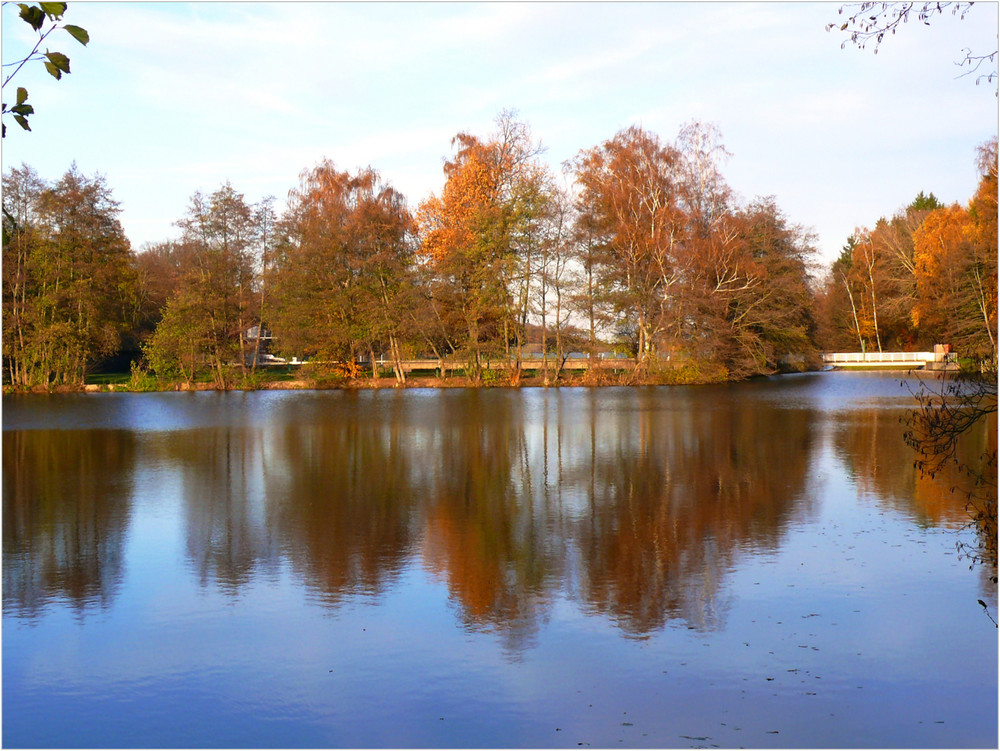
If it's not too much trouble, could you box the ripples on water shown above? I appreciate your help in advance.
[3,372,996,748]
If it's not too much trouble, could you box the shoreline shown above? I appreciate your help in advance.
[6,374,701,394]
[2,366,957,395]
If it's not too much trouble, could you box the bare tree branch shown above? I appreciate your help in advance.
[828,2,998,93]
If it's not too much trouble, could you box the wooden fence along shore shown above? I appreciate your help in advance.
[362,356,637,374]
[62,349,962,393]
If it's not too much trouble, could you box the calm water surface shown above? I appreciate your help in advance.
[3,372,997,748]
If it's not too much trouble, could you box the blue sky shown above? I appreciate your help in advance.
[2,1,997,265]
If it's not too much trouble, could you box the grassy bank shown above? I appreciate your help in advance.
[4,360,763,394]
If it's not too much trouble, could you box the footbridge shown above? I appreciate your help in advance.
[821,350,957,370]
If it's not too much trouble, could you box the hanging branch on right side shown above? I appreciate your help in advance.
[827,2,998,92]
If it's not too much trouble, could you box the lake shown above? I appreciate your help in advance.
[3,372,997,748]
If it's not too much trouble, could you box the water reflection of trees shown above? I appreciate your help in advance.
[958,414,999,573]
[832,409,985,527]
[573,390,815,634]
[148,389,818,642]
[419,392,559,653]
[2,430,134,618]
[262,394,420,605]
[400,389,813,640]
[150,414,418,603]
[149,429,283,592]
[265,417,418,605]
[2,389,823,643]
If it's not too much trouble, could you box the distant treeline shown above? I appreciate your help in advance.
[3,112,996,389]
[815,137,997,363]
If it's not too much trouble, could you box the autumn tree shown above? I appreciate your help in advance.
[863,204,933,348]
[417,111,550,383]
[127,241,193,356]
[250,196,277,372]
[838,222,907,352]
[685,198,817,378]
[963,136,998,359]
[144,183,258,387]
[912,139,997,361]
[569,121,819,379]
[2,163,134,387]
[267,161,415,382]
[676,120,733,235]
[818,190,945,354]
[913,210,996,359]
[2,163,45,384]
[815,238,866,352]
[532,181,581,382]
[142,198,277,377]
[418,132,506,382]
[505,155,560,381]
[566,200,616,367]
[570,125,685,363]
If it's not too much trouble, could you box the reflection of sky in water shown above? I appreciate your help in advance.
[3,373,996,748]
[731,370,927,412]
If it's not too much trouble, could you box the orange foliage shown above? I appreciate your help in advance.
[912,196,996,355]
[912,205,972,337]
[417,134,504,265]
[913,204,971,281]
[969,137,998,256]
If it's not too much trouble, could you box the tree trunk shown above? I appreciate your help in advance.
[388,334,406,384]
[841,271,865,352]
[552,285,564,382]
